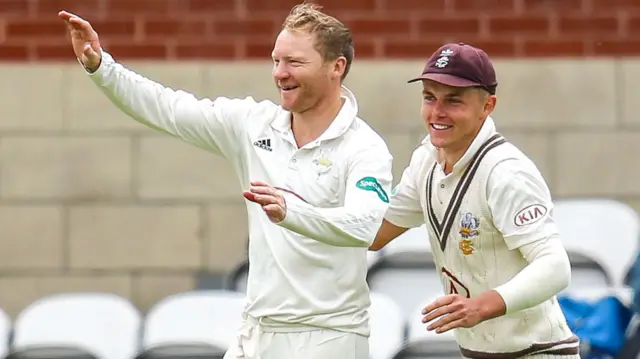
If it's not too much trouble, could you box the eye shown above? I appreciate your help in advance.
[423,95,435,102]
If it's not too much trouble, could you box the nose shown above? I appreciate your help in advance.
[431,99,447,118]
[272,62,289,80]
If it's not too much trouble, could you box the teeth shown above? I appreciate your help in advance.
[432,124,451,130]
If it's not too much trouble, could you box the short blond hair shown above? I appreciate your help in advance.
[282,2,354,81]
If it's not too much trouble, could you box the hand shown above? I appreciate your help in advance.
[58,10,102,72]
[421,294,486,334]
[243,181,287,223]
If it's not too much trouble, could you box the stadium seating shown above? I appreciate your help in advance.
[138,290,246,359]
[554,198,640,287]
[391,296,461,359]
[369,292,406,359]
[8,293,141,359]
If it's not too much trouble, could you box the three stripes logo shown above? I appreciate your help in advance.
[253,138,272,152]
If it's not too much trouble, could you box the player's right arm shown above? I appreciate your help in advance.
[59,11,253,158]
[369,146,426,251]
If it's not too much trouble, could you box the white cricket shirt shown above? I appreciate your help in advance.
[385,118,578,356]
[87,51,393,336]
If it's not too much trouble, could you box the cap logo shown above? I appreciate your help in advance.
[434,48,454,68]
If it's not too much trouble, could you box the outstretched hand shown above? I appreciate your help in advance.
[243,181,287,223]
[58,10,102,72]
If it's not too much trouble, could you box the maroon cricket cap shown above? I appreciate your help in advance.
[408,43,498,94]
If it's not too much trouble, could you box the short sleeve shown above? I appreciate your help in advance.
[384,147,426,229]
[487,159,559,250]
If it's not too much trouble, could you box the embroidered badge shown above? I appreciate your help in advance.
[458,212,480,255]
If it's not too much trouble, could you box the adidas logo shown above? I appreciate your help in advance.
[253,138,272,152]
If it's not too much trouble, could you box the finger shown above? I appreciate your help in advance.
[250,180,271,188]
[427,311,463,332]
[422,295,456,315]
[57,10,74,21]
[243,191,257,202]
[435,318,467,334]
[422,305,455,324]
[250,186,280,198]
[252,194,279,206]
[83,43,98,58]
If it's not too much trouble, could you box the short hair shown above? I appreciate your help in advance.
[282,2,354,81]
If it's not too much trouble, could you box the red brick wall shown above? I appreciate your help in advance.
[2,0,639,61]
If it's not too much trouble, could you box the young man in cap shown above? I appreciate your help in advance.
[59,3,392,359]
[369,43,580,358]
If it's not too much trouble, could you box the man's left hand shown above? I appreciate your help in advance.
[243,180,287,223]
[421,294,486,334]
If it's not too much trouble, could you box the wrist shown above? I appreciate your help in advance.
[475,290,507,322]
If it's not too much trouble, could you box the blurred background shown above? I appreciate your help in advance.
[1,0,640,358]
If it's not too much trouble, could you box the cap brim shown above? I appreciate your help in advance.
[407,73,481,88]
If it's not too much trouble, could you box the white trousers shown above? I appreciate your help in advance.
[222,315,369,359]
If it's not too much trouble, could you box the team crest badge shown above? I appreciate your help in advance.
[459,212,480,255]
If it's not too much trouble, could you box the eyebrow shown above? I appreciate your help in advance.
[422,89,464,97]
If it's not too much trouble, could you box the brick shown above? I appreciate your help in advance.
[383,40,444,58]
[245,0,376,12]
[417,16,481,36]
[212,19,278,37]
[522,40,585,57]
[488,15,550,35]
[592,0,640,10]
[0,44,28,60]
[175,42,236,59]
[593,40,640,55]
[33,0,102,16]
[352,39,377,58]
[143,18,208,38]
[626,15,640,33]
[558,15,619,35]
[456,39,517,57]
[6,19,68,38]
[0,206,64,270]
[68,205,202,270]
[382,0,446,13]
[0,137,132,199]
[452,0,516,13]
[0,0,29,14]
[344,18,411,37]
[35,43,77,60]
[245,40,275,59]
[0,275,132,318]
[522,0,586,12]
[105,0,179,15]
[186,0,236,13]
[105,43,167,59]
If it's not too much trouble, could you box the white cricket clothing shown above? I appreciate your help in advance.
[86,50,393,337]
[385,118,579,358]
[223,313,369,359]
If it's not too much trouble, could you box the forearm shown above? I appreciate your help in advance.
[277,199,386,248]
[493,235,571,314]
[87,50,208,139]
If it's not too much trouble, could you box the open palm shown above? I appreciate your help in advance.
[58,10,102,72]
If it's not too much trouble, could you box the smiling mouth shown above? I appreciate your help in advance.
[431,123,453,130]
[280,86,299,92]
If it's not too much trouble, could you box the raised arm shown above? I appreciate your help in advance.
[59,10,256,158]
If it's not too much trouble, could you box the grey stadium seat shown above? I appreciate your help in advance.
[561,250,612,294]
[139,290,246,359]
[9,292,141,359]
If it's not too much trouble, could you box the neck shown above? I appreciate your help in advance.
[291,86,344,148]
[439,127,484,175]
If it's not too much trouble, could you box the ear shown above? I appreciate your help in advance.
[332,56,347,80]
[482,95,497,117]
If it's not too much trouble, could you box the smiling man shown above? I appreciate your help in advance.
[59,3,392,359]
[369,43,580,358]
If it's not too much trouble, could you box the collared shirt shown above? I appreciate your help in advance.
[87,50,393,336]
[385,117,557,251]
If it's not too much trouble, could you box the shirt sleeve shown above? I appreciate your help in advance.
[86,49,257,159]
[276,145,393,248]
[383,147,426,229]
[487,159,559,250]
